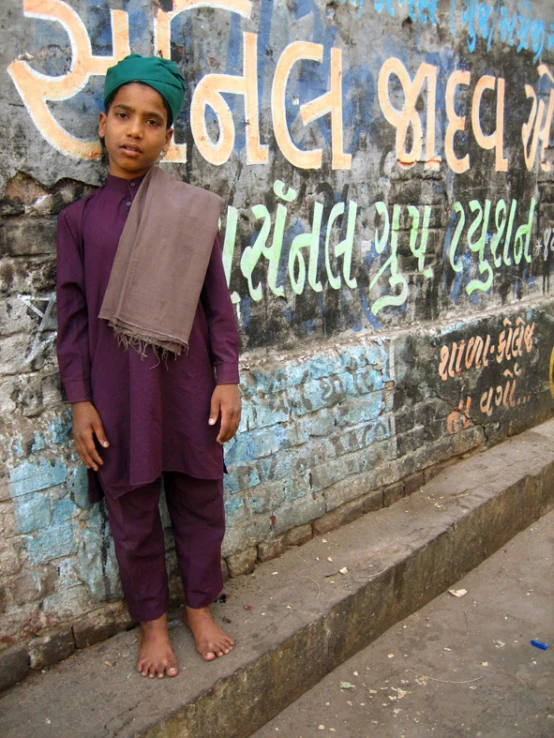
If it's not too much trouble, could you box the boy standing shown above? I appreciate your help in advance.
[56,55,241,678]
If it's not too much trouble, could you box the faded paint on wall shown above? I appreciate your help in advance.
[0,0,553,672]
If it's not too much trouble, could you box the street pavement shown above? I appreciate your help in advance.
[252,509,554,738]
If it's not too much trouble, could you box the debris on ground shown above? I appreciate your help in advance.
[448,588,467,598]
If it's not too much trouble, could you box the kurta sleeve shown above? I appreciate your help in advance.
[200,233,240,385]
[56,205,92,403]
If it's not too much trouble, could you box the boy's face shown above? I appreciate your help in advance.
[98,83,173,179]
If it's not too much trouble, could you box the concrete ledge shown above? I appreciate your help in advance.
[1,418,553,738]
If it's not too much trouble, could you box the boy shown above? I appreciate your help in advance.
[56,54,241,679]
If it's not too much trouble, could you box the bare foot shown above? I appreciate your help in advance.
[137,614,179,679]
[183,605,234,661]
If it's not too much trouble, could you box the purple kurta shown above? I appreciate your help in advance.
[56,174,239,503]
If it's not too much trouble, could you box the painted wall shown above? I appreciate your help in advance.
[1,0,553,674]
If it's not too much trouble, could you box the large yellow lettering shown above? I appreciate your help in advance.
[445,70,470,174]
[8,0,129,159]
[299,48,352,170]
[522,64,554,172]
[378,58,441,170]
[190,32,266,166]
[272,43,351,170]
[471,75,508,172]
[154,0,254,164]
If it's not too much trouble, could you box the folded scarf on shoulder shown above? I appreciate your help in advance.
[99,166,222,356]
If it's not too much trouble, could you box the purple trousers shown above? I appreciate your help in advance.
[104,472,225,621]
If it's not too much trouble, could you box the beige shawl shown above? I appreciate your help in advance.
[99,166,222,355]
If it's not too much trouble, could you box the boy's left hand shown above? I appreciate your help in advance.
[209,384,241,444]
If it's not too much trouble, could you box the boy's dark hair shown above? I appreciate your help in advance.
[104,82,173,128]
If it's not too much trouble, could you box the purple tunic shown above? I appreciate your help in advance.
[56,174,239,502]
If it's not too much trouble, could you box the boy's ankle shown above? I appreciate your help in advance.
[141,613,169,630]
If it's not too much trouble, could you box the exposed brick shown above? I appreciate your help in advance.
[403,470,425,497]
[0,505,16,539]
[361,489,383,514]
[28,627,75,669]
[283,524,313,547]
[221,557,229,583]
[310,458,351,493]
[226,546,257,577]
[12,567,57,605]
[424,465,441,482]
[323,469,375,510]
[0,219,57,257]
[313,498,365,536]
[168,564,184,610]
[0,543,21,576]
[73,611,118,649]
[0,644,29,690]
[110,604,135,632]
[4,172,47,204]
[0,481,11,502]
[383,482,404,508]
[270,495,326,537]
[538,182,554,202]
[0,199,25,217]
[2,174,89,215]
[257,536,286,562]
[247,480,287,515]
[41,373,64,410]
[389,178,422,205]
[221,516,275,559]
[396,205,446,231]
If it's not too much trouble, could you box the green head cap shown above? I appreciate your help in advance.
[104,54,185,126]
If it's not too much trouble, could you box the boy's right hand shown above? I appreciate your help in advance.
[71,401,109,471]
